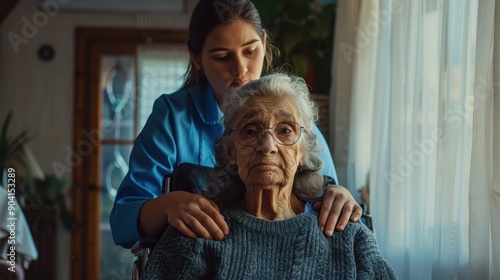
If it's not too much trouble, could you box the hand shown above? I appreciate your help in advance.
[312,184,363,237]
[165,191,229,241]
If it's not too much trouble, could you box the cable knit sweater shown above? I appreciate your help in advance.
[141,208,396,280]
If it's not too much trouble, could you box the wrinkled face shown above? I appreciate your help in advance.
[191,21,266,104]
[230,95,303,189]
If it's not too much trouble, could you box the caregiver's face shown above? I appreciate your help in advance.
[194,20,266,104]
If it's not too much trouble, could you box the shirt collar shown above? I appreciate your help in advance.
[189,84,223,125]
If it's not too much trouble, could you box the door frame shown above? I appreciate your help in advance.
[72,27,188,280]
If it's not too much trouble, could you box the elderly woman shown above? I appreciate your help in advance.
[141,73,396,279]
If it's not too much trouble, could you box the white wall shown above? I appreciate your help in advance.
[0,0,195,279]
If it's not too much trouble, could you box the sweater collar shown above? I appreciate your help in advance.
[189,83,223,125]
[227,208,316,234]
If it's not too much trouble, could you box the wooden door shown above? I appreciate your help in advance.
[72,27,187,280]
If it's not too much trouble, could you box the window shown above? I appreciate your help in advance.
[99,47,188,279]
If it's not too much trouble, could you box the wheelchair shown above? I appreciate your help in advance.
[131,162,372,280]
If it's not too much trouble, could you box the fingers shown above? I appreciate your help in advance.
[330,203,352,231]
[171,219,199,239]
[167,192,229,241]
[184,199,228,240]
[315,195,333,233]
[321,195,343,237]
[315,185,363,237]
[350,204,363,222]
[207,199,230,237]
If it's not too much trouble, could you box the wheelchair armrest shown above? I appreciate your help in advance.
[131,236,160,256]
[131,236,161,280]
[359,203,373,231]
[360,213,373,231]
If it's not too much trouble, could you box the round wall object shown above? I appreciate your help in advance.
[38,44,55,61]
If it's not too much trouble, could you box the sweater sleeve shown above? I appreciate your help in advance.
[353,224,397,279]
[141,227,209,280]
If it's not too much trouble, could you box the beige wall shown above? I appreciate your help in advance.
[0,0,195,279]
[330,0,360,188]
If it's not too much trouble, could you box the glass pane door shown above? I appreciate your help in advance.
[100,55,136,279]
[99,45,187,279]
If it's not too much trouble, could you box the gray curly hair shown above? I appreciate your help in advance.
[210,72,324,204]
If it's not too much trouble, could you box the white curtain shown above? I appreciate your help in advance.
[334,0,500,279]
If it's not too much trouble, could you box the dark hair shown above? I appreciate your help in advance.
[181,0,278,89]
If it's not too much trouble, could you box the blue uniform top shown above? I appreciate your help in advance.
[109,84,338,248]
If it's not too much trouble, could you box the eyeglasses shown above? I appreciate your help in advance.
[232,122,304,146]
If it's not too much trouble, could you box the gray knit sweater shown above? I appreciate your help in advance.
[142,208,396,279]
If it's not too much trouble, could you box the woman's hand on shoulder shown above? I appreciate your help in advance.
[312,185,363,237]
[164,191,229,241]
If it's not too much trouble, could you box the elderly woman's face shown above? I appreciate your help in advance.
[231,95,303,189]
